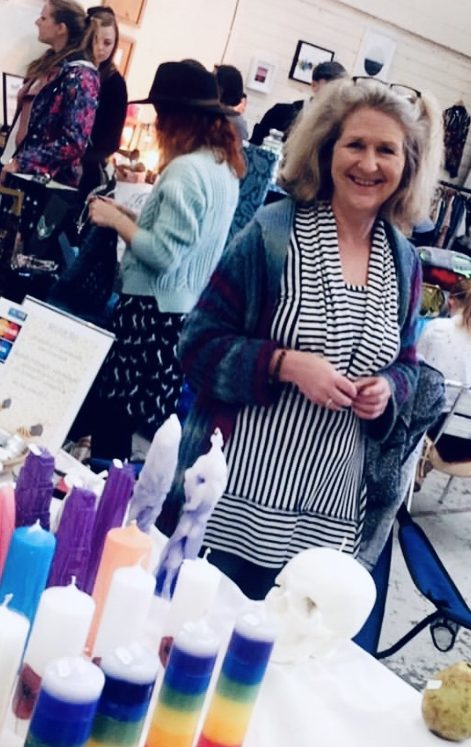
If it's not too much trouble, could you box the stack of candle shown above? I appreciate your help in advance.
[0,482,15,576]
[15,445,55,530]
[88,642,159,747]
[84,461,136,595]
[24,657,105,747]
[196,612,276,747]
[0,595,30,733]
[0,521,56,623]
[47,486,97,589]
[92,563,155,660]
[146,621,220,747]
[13,580,95,720]
[86,523,153,656]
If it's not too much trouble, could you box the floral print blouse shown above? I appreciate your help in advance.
[14,56,100,187]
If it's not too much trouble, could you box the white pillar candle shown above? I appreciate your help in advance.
[12,579,96,720]
[164,557,222,636]
[0,595,30,732]
[92,563,155,659]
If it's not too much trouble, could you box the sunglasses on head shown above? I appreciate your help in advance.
[352,76,421,104]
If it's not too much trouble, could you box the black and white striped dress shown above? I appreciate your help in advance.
[205,202,401,568]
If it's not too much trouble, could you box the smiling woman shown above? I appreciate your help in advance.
[167,77,444,654]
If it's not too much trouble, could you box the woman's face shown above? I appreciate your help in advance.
[93,23,116,65]
[330,106,406,220]
[36,2,67,50]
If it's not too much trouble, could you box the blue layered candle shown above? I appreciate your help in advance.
[0,521,56,623]
[24,657,104,747]
[89,643,159,746]
[146,621,219,747]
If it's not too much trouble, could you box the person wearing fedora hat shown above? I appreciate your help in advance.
[85,60,245,459]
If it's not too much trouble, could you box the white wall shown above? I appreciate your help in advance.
[224,0,471,181]
[335,0,471,57]
[1,0,470,181]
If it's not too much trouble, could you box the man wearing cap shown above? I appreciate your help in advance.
[250,60,347,145]
[214,64,249,142]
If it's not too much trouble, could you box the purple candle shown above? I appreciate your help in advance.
[155,431,227,599]
[15,445,55,530]
[47,486,97,589]
[83,461,135,594]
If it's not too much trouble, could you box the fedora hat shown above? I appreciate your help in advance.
[130,61,231,115]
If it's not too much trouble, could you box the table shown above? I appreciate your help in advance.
[0,638,440,747]
[244,641,440,747]
[0,561,441,747]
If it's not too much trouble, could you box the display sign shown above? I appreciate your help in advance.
[0,296,114,455]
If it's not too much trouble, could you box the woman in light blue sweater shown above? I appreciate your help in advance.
[88,61,244,457]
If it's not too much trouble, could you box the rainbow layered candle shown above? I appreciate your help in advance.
[24,657,104,747]
[196,612,275,747]
[146,621,219,747]
[88,643,159,747]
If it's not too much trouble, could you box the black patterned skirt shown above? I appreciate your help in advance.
[99,295,185,438]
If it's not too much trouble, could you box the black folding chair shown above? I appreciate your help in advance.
[377,503,471,658]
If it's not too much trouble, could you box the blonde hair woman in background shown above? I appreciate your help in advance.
[418,277,471,461]
[79,6,128,196]
[0,0,99,187]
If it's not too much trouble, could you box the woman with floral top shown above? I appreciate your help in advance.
[0,0,99,188]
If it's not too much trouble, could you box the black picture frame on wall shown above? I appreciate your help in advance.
[2,72,23,129]
[289,40,334,85]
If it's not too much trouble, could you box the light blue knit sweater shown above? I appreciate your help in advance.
[120,148,239,313]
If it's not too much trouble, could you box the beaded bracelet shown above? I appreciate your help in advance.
[271,349,287,383]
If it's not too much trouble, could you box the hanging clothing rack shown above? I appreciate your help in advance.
[439,179,471,196]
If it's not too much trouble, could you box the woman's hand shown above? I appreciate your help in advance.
[88,196,121,229]
[94,195,137,221]
[352,376,391,419]
[277,350,357,408]
[88,196,138,244]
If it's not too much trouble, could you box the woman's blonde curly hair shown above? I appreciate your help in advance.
[279,77,443,233]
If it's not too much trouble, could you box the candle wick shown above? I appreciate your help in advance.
[70,575,77,587]
[2,593,13,608]
[203,547,212,561]
[338,537,347,553]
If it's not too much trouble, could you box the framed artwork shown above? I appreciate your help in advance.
[114,38,134,78]
[2,72,23,128]
[246,56,277,94]
[101,0,147,26]
[353,29,397,81]
[289,40,334,85]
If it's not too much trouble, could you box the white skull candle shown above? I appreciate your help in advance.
[265,547,376,663]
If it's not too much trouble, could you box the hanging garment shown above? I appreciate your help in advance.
[443,105,471,178]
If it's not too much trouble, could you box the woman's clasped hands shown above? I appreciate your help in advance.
[277,350,391,419]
